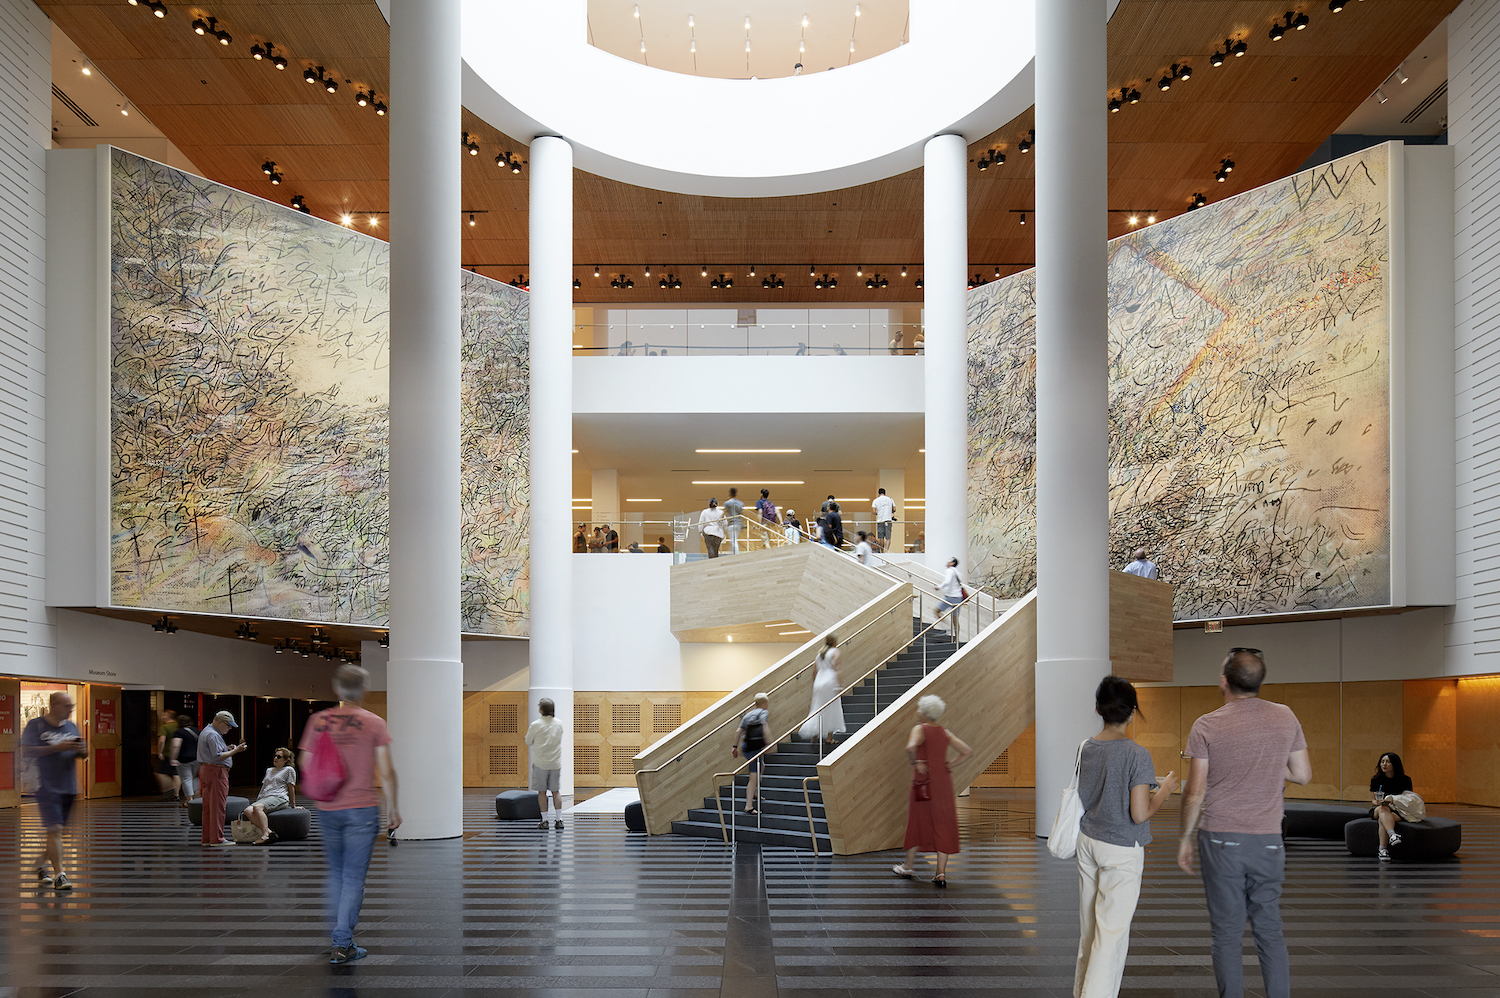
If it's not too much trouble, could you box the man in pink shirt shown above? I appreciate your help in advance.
[1177,649,1312,998]
[299,664,401,965]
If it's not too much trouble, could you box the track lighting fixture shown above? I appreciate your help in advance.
[1211,44,1226,66]
[378,632,390,648]
[356,90,370,106]
[709,274,733,289]
[251,42,267,60]
[1109,95,1122,113]
[1374,87,1388,104]
[468,212,476,227]
[373,100,387,115]
[1177,63,1192,81]
[216,25,232,44]
[324,75,337,93]
[967,274,988,290]
[1329,0,1345,9]
[976,148,1005,170]
[573,278,582,289]
[761,274,785,289]
[271,49,287,69]
[856,264,863,276]
[1392,63,1408,85]
[1232,38,1248,57]
[192,16,208,34]
[1018,129,1034,153]
[152,616,178,634]
[702,264,709,276]
[509,275,529,288]
[1270,11,1305,41]
[901,265,907,277]
[268,171,282,185]
[1191,192,1207,209]
[610,274,635,289]
[262,160,276,175]
[1158,72,1172,92]
[865,274,889,289]
[149,1,167,16]
[290,194,308,212]
[234,621,259,639]
[497,151,523,173]
[463,131,480,156]
[1294,11,1310,29]
[1019,212,1027,225]
[813,273,837,289]
[304,65,320,84]
[594,265,601,278]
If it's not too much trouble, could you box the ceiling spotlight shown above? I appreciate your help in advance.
[341,213,353,225]
[1392,63,1409,84]
[994,264,1001,278]
[368,216,378,227]
[1019,211,1027,225]
[914,276,924,289]
[1128,88,1141,104]
[672,275,682,289]
[901,265,908,277]
[691,41,697,53]
[1216,167,1229,183]
[373,100,387,115]
[1232,38,1248,57]
[1375,87,1388,104]
[120,102,130,115]
[1177,63,1192,81]
[149,1,166,16]
[251,42,266,60]
[1128,214,1139,226]
[463,131,480,155]
[573,278,582,289]
[1109,95,1122,113]
[468,212,476,227]
[1211,44,1226,66]
[80,58,92,76]
[272,53,288,70]
[1147,214,1156,223]
[216,26,232,45]
[810,264,816,276]
[645,264,652,276]
[192,16,208,34]
[702,264,709,276]
[356,90,369,106]
[324,75,338,93]
[290,194,308,212]
[856,264,863,276]
[377,632,390,648]
[1191,192,1207,209]
[152,615,178,634]
[304,66,320,84]
[641,40,646,53]
[1018,129,1034,153]
[634,3,639,15]
[803,13,808,27]
[661,276,670,289]
[261,160,276,175]
[594,265,600,277]
[1220,157,1235,174]
[1158,72,1173,91]
[855,2,861,14]
[1293,11,1310,29]
[1329,0,1345,9]
[268,171,282,185]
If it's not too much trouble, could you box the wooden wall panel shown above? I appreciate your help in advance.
[968,721,1035,789]
[1256,683,1340,799]
[818,594,1037,855]
[1341,681,1403,801]
[1403,678,1457,803]
[637,582,911,833]
[1109,574,1173,682]
[1132,686,1184,787]
[461,691,529,789]
[1456,676,1500,808]
[0,677,18,808]
[86,684,122,798]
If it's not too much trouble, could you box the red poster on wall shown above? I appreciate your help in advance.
[94,698,117,736]
[0,751,13,790]
[0,693,12,735]
[92,748,116,786]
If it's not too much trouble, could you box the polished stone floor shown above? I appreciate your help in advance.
[0,789,1496,997]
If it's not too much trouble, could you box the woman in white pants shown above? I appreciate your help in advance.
[1073,677,1177,998]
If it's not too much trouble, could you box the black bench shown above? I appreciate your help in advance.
[1344,816,1462,860]
[265,806,312,840]
[1281,802,1370,839]
[188,796,251,827]
[495,789,542,820]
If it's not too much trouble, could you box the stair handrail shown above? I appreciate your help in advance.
[635,592,911,782]
[708,588,987,844]
[802,776,822,857]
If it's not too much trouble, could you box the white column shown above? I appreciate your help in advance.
[922,134,968,575]
[529,135,575,795]
[591,468,619,531]
[386,0,463,839]
[1034,0,1111,829]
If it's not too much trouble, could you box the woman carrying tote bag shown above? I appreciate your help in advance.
[1073,677,1177,998]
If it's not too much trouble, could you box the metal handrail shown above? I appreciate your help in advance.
[802,776,822,857]
[635,588,909,777]
[706,590,986,844]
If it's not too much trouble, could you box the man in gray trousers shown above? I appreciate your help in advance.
[1177,649,1312,998]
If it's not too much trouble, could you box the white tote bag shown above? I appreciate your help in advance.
[1046,739,1091,859]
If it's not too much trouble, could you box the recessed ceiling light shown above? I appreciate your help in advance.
[626,498,663,502]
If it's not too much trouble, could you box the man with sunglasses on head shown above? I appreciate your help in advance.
[1177,648,1311,998]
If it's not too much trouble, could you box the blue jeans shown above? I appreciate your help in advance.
[321,806,379,948]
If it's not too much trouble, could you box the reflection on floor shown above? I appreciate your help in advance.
[1,788,1496,997]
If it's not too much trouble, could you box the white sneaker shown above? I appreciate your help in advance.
[1387,832,1402,846]
[1378,848,1391,862]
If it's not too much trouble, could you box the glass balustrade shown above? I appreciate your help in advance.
[570,512,926,562]
[569,307,926,357]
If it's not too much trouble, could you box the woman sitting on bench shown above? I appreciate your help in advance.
[1370,751,1418,861]
[242,748,297,845]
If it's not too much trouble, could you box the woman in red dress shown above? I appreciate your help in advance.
[893,694,973,887]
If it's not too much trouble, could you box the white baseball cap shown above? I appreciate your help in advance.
[213,710,237,727]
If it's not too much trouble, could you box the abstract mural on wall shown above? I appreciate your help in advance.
[969,145,1392,620]
[109,148,529,635]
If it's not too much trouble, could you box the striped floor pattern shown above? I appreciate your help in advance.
[0,789,1495,997]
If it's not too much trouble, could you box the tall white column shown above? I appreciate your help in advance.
[529,135,575,795]
[1034,0,1112,828]
[386,0,463,839]
[922,134,968,575]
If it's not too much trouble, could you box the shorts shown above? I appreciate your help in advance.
[530,765,560,792]
[36,790,76,830]
[876,520,892,541]
[156,756,176,776]
[250,795,289,814]
[742,749,762,773]
[940,596,962,614]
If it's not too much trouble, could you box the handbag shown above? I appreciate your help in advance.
[1046,739,1091,859]
[300,727,347,801]
[1388,790,1426,822]
[912,776,932,801]
[960,586,969,600]
[231,817,260,844]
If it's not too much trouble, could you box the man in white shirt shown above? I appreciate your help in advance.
[525,698,566,829]
[1122,548,1159,580]
[854,531,875,567]
[872,489,896,551]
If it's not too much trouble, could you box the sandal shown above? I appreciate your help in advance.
[932,875,947,888]
[892,865,914,879]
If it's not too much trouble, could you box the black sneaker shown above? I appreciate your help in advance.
[36,867,53,885]
[330,945,367,965]
[553,819,564,830]
[53,872,72,891]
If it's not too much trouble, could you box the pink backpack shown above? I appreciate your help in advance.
[300,725,346,801]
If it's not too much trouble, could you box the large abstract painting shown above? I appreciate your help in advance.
[109,149,529,634]
[969,145,1392,620]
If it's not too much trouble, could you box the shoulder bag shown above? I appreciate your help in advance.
[1388,790,1426,822]
[1046,739,1091,859]
[300,725,347,801]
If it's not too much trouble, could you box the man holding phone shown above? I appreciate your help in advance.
[21,691,89,890]
[197,710,248,846]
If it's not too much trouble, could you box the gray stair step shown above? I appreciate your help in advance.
[671,818,831,851]
[686,807,828,834]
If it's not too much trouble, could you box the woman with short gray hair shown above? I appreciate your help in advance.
[893,694,972,886]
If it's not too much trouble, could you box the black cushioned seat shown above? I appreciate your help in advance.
[1344,816,1461,859]
[624,800,646,832]
[188,796,251,827]
[495,789,542,820]
[266,807,312,840]
[1281,802,1370,839]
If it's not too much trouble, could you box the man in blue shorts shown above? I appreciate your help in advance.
[22,691,88,891]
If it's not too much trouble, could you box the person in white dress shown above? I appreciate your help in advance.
[799,635,846,746]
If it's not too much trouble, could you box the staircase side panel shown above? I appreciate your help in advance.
[637,581,911,834]
[1109,573,1174,682]
[668,544,812,636]
[789,545,902,633]
[817,594,1038,855]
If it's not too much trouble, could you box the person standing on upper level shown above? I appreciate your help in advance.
[1122,549,1159,580]
[698,498,725,558]
[872,488,897,552]
[724,488,745,555]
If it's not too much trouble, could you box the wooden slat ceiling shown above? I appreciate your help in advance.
[41,0,1457,303]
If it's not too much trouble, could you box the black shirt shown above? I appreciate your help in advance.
[1370,773,1413,796]
[174,725,199,762]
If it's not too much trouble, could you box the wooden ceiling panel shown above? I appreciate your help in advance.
[41,0,1459,300]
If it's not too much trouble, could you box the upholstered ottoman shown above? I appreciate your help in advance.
[266,806,312,840]
[624,800,647,832]
[1282,802,1370,839]
[188,796,251,827]
[495,789,542,820]
[1344,816,1462,860]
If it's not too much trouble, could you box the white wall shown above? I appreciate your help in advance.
[573,356,924,414]
[0,0,54,675]
[1166,607,1448,687]
[1448,0,1500,676]
[55,609,338,698]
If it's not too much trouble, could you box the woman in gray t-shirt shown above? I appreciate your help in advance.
[1073,677,1177,998]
